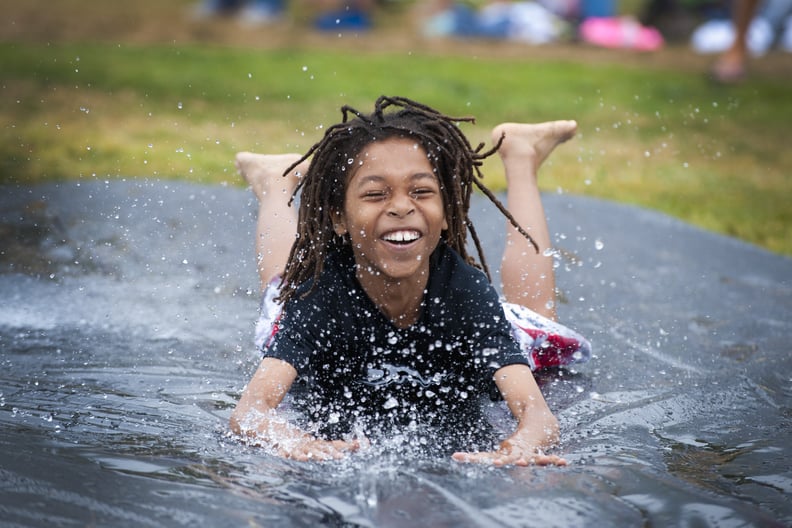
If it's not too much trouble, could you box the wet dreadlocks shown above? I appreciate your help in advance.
[277,95,537,305]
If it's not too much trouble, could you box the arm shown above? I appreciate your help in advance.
[230,357,362,461]
[452,364,567,466]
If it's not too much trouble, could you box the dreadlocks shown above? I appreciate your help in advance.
[277,95,537,305]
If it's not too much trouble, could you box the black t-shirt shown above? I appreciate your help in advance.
[265,243,529,452]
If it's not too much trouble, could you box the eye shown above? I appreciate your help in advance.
[362,190,387,200]
[412,187,436,198]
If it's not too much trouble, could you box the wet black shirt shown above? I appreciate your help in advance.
[264,243,529,451]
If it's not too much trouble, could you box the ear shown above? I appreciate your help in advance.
[442,216,448,231]
[332,209,348,236]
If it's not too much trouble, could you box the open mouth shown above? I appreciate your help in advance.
[381,230,422,245]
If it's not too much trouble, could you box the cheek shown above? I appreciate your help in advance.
[349,228,369,241]
[432,201,448,231]
[342,210,374,240]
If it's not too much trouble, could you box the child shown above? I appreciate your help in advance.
[230,96,590,466]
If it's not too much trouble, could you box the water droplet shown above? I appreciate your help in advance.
[595,239,604,250]
[383,397,398,410]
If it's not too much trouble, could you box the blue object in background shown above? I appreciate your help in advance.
[581,0,615,18]
[314,8,372,31]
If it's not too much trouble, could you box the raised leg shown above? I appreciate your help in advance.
[235,152,307,290]
[712,0,761,83]
[493,121,577,321]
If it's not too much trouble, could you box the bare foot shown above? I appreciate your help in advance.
[492,121,577,177]
[711,50,746,84]
[235,152,306,202]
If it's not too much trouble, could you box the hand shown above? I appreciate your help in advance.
[232,409,368,462]
[468,364,567,467]
[452,438,567,467]
[272,436,365,462]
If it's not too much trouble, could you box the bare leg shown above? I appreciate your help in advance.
[493,121,577,321]
[712,0,761,83]
[235,152,307,290]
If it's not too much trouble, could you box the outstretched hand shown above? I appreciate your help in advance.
[236,422,368,462]
[231,358,368,462]
[459,364,567,467]
[271,436,366,462]
[452,438,567,467]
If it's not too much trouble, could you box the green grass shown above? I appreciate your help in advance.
[2,41,791,256]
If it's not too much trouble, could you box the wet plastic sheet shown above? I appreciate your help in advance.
[1,180,790,527]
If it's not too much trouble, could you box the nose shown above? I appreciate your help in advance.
[387,193,414,217]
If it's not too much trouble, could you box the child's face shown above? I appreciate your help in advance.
[334,137,448,283]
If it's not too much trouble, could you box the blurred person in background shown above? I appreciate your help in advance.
[711,0,761,81]
[309,0,377,30]
[193,0,286,24]
[707,0,792,82]
[193,0,378,29]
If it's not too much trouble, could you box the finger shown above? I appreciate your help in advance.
[311,442,350,460]
[330,439,360,453]
[284,444,322,461]
[452,451,501,464]
[318,438,365,459]
[492,453,523,467]
[280,442,340,462]
[511,453,567,466]
[454,450,567,467]
[532,454,567,466]
[453,452,485,463]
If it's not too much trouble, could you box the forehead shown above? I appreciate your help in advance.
[352,137,433,172]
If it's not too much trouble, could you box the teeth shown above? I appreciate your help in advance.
[383,230,420,243]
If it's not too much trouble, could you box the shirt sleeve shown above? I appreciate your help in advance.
[471,290,531,375]
[264,288,335,378]
[430,248,530,382]
[441,251,530,382]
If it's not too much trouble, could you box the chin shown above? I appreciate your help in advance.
[381,263,430,281]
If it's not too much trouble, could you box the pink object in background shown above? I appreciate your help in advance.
[579,17,664,51]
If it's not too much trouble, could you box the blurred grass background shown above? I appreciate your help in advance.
[1,0,791,255]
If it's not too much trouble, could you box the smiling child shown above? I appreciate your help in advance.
[230,96,590,466]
